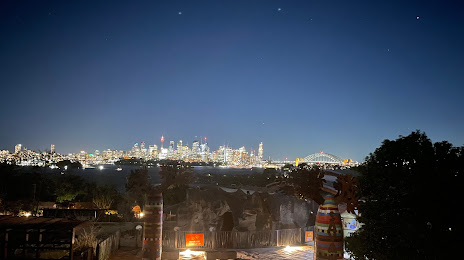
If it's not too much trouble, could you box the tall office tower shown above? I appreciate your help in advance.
[217,146,225,163]
[50,144,55,154]
[200,143,209,162]
[148,145,156,155]
[258,142,263,161]
[14,144,22,154]
[141,141,147,156]
[192,141,199,154]
[160,136,164,149]
[192,140,200,161]
[177,140,183,158]
[169,141,174,152]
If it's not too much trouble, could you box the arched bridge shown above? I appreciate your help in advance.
[300,152,345,164]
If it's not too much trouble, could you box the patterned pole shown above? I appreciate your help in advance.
[315,194,344,260]
[142,192,163,260]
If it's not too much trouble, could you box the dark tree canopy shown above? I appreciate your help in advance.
[158,161,193,191]
[333,174,359,214]
[346,130,462,259]
[158,161,193,206]
[278,164,326,204]
[125,167,152,210]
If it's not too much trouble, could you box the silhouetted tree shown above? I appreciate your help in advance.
[346,130,462,259]
[333,174,359,214]
[125,167,152,210]
[53,174,88,203]
[92,185,119,209]
[278,164,326,204]
[57,160,82,170]
[158,161,193,205]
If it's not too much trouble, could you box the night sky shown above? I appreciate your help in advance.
[1,0,463,162]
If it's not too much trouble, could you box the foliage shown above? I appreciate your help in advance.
[53,174,88,203]
[345,130,462,259]
[278,164,326,204]
[158,161,193,191]
[74,225,99,256]
[194,169,279,188]
[0,164,55,213]
[92,185,119,209]
[157,161,193,206]
[125,167,152,210]
[56,160,82,170]
[333,174,359,214]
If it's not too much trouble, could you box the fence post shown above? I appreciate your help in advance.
[212,231,215,249]
[174,231,178,249]
[276,230,280,247]
[95,244,100,260]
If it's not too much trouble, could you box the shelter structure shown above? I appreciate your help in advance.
[0,215,88,259]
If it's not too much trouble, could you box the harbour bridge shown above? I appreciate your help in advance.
[300,151,345,164]
[269,152,357,166]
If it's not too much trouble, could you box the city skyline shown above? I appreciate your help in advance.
[1,1,463,162]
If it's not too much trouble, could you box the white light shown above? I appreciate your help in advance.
[99,165,104,170]
[139,212,144,218]
[179,249,204,258]
[24,212,31,217]
[283,246,300,253]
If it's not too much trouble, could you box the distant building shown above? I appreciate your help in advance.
[14,144,22,154]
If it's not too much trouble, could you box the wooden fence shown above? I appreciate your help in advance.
[96,231,120,260]
[162,228,303,249]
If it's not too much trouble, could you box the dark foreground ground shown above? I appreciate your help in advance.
[109,245,316,260]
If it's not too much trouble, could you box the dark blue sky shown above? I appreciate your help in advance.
[1,0,463,161]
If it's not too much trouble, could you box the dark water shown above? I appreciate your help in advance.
[66,165,264,192]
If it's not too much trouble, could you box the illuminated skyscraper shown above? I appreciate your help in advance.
[258,142,263,161]
[160,136,164,149]
[141,141,147,156]
[169,141,174,152]
[148,145,157,156]
[14,144,22,154]
[50,144,55,154]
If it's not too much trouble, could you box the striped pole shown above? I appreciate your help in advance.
[315,194,344,260]
[142,192,163,260]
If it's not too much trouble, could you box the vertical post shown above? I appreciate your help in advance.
[276,230,279,247]
[142,192,163,260]
[174,231,178,249]
[70,228,75,260]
